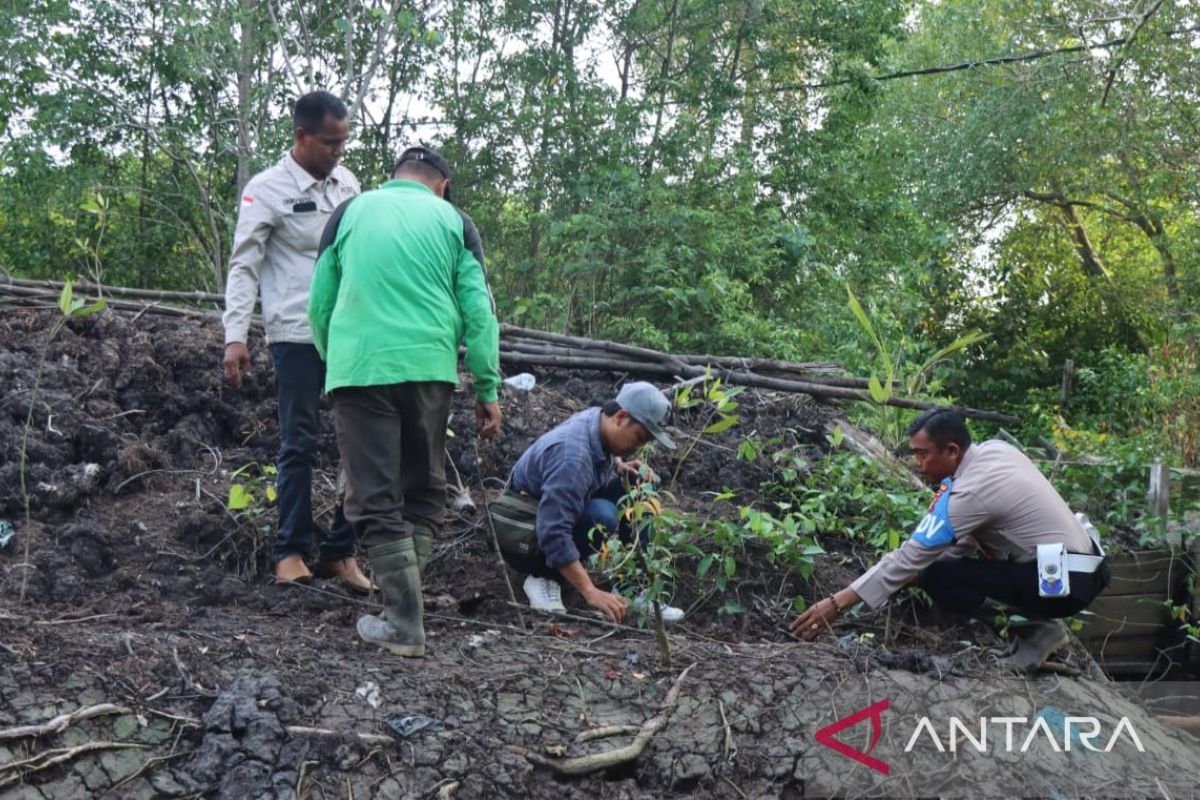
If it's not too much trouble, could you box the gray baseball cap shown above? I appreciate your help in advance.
[615,382,675,449]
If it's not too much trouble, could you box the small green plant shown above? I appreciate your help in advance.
[19,279,105,601]
[227,462,278,575]
[846,284,986,447]
[766,448,925,558]
[76,191,110,296]
[668,374,743,490]
[592,476,676,665]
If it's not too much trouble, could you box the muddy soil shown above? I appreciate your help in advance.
[0,310,1195,799]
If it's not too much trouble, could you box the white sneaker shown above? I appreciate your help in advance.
[524,575,566,614]
[625,592,685,623]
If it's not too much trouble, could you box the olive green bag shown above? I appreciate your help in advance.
[489,492,540,557]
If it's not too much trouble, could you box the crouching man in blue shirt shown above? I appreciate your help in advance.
[489,382,685,623]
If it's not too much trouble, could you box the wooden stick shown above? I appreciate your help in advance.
[0,286,265,332]
[285,726,394,745]
[500,340,878,390]
[514,663,696,775]
[497,350,1017,423]
[0,703,130,740]
[3,277,223,304]
[500,323,690,369]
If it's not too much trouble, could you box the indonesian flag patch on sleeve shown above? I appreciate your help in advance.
[242,196,254,205]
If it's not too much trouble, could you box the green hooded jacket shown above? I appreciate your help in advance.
[308,179,500,402]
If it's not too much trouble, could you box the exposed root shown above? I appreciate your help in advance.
[514,662,696,776]
[0,741,147,788]
[0,703,130,741]
[574,724,640,744]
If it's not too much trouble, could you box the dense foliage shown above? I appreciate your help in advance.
[4,0,1199,465]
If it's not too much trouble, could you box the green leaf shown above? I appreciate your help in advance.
[867,375,890,403]
[228,484,251,511]
[846,284,887,359]
[704,414,740,434]
[73,299,105,318]
[697,554,714,578]
[723,554,736,578]
[829,425,844,448]
[265,485,277,503]
[57,281,74,316]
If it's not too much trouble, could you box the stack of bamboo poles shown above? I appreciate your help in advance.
[0,277,1016,423]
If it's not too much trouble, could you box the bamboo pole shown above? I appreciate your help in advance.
[497,350,1017,423]
[3,277,224,304]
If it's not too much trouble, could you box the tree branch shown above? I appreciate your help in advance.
[1100,0,1165,107]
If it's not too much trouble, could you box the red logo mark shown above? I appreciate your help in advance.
[815,698,890,775]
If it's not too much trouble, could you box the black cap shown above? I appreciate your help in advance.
[393,146,452,202]
[393,146,451,179]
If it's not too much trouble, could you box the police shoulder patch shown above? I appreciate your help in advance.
[910,478,957,548]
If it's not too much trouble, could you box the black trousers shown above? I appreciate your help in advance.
[268,342,355,563]
[919,556,1111,619]
[331,382,453,552]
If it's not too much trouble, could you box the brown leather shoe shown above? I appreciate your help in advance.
[315,557,376,594]
[274,554,313,584]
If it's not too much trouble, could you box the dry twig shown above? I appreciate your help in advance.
[285,726,394,746]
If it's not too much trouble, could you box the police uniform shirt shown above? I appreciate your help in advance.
[849,440,1093,609]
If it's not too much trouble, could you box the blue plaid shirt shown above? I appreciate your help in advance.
[509,407,613,568]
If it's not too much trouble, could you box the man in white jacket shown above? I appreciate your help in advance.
[221,91,371,591]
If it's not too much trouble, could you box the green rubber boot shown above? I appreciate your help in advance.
[412,525,434,574]
[357,537,425,658]
[379,526,435,623]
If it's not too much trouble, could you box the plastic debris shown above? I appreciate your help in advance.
[466,629,501,648]
[451,487,476,512]
[0,521,12,549]
[503,373,536,391]
[355,681,382,708]
[386,713,443,738]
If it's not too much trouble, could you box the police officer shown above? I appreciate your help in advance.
[790,408,1110,672]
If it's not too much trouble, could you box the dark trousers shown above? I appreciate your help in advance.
[269,343,355,563]
[919,556,1111,619]
[504,479,644,582]
[331,382,452,552]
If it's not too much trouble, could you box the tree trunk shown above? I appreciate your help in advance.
[235,0,255,195]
